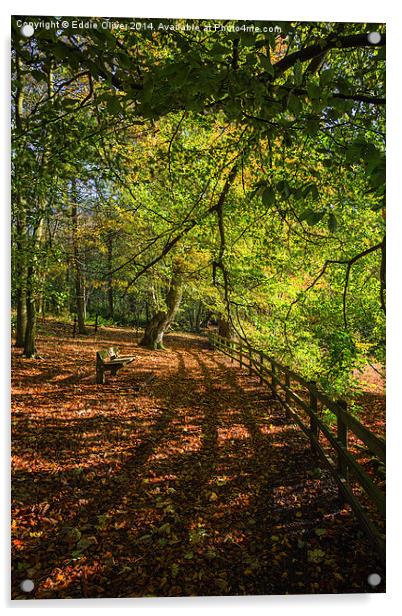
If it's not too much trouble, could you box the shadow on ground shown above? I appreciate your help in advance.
[11,324,385,598]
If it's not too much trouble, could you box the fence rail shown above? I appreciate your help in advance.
[209,332,385,563]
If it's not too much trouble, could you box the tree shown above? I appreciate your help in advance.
[11,17,385,392]
[140,264,184,349]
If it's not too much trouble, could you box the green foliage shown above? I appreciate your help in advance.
[11,17,385,395]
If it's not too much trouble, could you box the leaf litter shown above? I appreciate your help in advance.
[11,321,385,598]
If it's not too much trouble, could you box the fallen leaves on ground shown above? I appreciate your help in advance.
[11,321,385,598]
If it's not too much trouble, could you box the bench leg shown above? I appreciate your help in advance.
[96,367,105,384]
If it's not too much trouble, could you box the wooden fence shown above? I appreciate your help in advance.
[209,332,386,563]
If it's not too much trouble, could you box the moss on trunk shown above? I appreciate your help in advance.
[140,271,183,349]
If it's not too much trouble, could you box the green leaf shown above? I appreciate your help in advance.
[293,60,303,86]
[277,180,291,198]
[158,523,171,535]
[328,212,338,233]
[288,93,302,115]
[258,54,274,76]
[117,52,131,68]
[212,43,229,56]
[306,119,320,136]
[262,186,276,207]
[346,140,366,163]
[302,183,319,200]
[240,32,257,47]
[307,82,321,99]
[106,96,122,114]
[371,196,385,211]
[319,68,334,86]
[52,42,69,59]
[300,209,325,226]
[249,187,260,200]
[30,70,46,82]
[293,187,304,200]
[307,548,326,563]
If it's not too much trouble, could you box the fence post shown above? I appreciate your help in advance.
[285,370,291,404]
[337,400,349,503]
[249,347,253,375]
[230,339,233,363]
[239,343,243,367]
[259,351,264,384]
[73,315,77,338]
[95,313,98,334]
[309,381,318,455]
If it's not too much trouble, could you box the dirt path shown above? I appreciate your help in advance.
[11,324,384,598]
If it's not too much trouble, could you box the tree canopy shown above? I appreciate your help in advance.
[11,16,385,393]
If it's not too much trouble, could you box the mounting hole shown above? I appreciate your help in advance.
[20,24,34,38]
[367,32,381,44]
[367,573,381,587]
[20,578,34,592]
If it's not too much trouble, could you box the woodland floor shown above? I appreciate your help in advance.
[11,320,385,599]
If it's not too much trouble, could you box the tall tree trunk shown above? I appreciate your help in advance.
[71,180,87,334]
[218,316,232,339]
[23,219,44,358]
[22,64,53,357]
[66,256,74,314]
[107,231,114,319]
[200,310,212,329]
[15,209,27,346]
[140,270,184,349]
[83,283,88,320]
[188,308,194,330]
[13,53,27,347]
[74,258,86,334]
[15,285,27,347]
[195,301,203,332]
[23,263,37,358]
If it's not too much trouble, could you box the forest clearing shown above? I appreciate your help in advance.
[11,16,385,599]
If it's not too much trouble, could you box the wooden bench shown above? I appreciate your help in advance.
[96,346,135,384]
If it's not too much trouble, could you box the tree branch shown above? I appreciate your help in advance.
[284,240,384,333]
[273,33,386,78]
